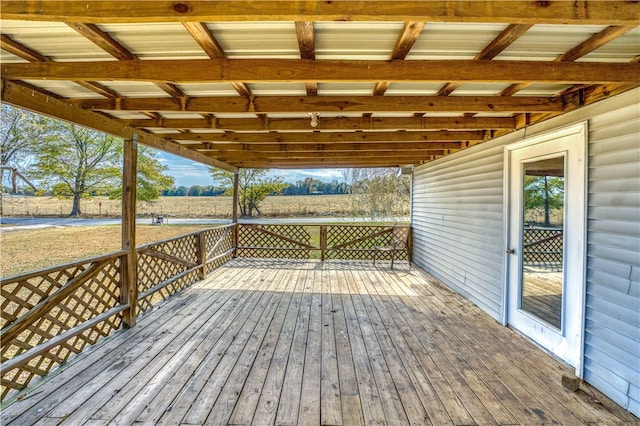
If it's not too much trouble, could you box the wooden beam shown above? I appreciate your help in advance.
[193,141,469,153]
[2,1,637,25]
[1,80,237,172]
[171,130,485,144]
[121,136,138,328]
[230,157,438,168]
[437,23,533,96]
[183,21,252,97]
[73,95,563,113]
[213,150,447,162]
[374,21,425,96]
[501,25,636,96]
[124,115,515,131]
[5,59,638,84]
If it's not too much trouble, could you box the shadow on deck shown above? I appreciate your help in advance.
[1,259,636,425]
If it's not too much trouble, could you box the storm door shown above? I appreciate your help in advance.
[505,123,587,373]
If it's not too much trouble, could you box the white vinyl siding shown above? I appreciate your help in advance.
[411,88,640,416]
[584,100,640,415]
[412,141,506,320]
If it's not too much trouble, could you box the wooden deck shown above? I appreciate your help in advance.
[2,259,636,425]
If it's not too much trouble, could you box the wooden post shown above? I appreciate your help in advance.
[232,171,240,257]
[196,232,207,279]
[320,225,327,261]
[120,135,138,328]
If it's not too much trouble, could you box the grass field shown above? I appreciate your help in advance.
[1,224,213,277]
[0,194,376,218]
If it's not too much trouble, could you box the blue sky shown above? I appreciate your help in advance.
[157,152,346,188]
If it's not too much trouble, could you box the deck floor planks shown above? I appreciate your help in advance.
[328,264,365,425]
[404,270,595,424]
[205,267,300,425]
[2,259,636,426]
[180,266,286,425]
[371,267,522,425]
[65,263,266,424]
[297,264,323,425]
[133,265,282,425]
[346,268,409,424]
[352,267,431,425]
[228,266,306,425]
[320,264,343,426]
[336,263,388,425]
[272,264,314,426]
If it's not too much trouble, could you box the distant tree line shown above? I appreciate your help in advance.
[282,178,348,196]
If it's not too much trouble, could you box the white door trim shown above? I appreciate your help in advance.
[502,121,588,376]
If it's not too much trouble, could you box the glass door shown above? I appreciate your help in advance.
[505,123,586,373]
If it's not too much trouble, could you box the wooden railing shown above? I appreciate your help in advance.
[237,223,411,262]
[0,225,234,401]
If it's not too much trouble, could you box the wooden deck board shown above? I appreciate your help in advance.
[2,259,637,426]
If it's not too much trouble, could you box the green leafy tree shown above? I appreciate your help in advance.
[345,168,410,220]
[32,121,174,216]
[32,122,121,216]
[110,145,175,202]
[210,168,288,217]
[524,175,564,226]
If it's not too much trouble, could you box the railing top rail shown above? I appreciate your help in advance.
[135,224,235,251]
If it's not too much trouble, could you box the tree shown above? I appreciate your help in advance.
[32,122,122,216]
[345,168,410,220]
[524,175,564,226]
[31,121,174,216]
[110,144,175,203]
[0,105,47,213]
[210,168,288,217]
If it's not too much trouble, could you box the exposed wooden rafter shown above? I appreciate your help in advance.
[437,23,532,96]
[373,21,425,96]
[0,33,119,99]
[2,1,638,25]
[67,21,187,99]
[4,59,637,84]
[182,21,251,97]
[501,25,636,96]
[295,21,317,96]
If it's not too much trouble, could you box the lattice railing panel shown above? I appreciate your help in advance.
[237,225,313,259]
[326,225,408,261]
[137,233,199,314]
[203,226,234,274]
[523,228,563,269]
[1,253,124,401]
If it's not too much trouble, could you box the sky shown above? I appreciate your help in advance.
[157,152,346,188]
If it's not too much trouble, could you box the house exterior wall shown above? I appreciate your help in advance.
[411,88,640,416]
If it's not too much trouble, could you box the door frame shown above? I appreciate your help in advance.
[502,122,588,376]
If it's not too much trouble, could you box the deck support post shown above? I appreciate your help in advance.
[232,170,240,257]
[196,232,207,279]
[121,135,138,328]
[320,225,327,261]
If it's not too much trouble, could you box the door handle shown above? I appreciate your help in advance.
[506,248,516,255]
